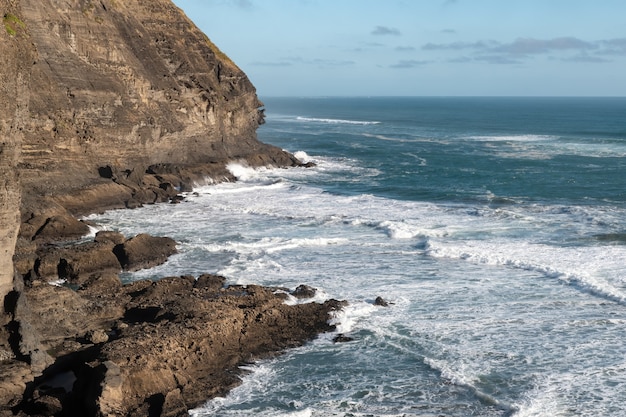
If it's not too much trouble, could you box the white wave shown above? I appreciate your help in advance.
[296,116,380,125]
[328,301,377,335]
[293,150,313,163]
[375,220,447,240]
[201,237,350,256]
[467,134,556,142]
[427,239,626,305]
[361,133,423,143]
[226,162,274,182]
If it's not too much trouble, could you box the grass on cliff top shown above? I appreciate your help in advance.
[3,13,25,37]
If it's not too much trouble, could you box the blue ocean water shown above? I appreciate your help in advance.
[89,97,626,416]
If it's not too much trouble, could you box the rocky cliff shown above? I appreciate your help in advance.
[1,0,34,311]
[20,0,291,196]
[0,1,338,415]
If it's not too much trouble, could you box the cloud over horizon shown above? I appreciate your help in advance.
[372,26,402,36]
[421,36,625,65]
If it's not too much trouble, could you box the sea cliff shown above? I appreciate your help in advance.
[0,1,339,415]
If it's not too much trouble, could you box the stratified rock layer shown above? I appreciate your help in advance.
[19,0,294,199]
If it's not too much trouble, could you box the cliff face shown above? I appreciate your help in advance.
[19,0,280,199]
[0,0,34,302]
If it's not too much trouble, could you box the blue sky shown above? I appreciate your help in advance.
[171,0,626,97]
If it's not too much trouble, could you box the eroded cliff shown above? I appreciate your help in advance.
[20,0,286,196]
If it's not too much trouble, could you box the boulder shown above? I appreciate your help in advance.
[113,234,178,271]
[35,241,122,284]
[374,296,390,307]
[32,215,91,242]
[94,231,126,245]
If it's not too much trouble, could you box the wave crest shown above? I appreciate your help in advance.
[296,116,380,125]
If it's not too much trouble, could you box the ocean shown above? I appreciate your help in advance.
[88,97,626,416]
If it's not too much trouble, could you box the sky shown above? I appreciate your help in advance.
[171,0,626,97]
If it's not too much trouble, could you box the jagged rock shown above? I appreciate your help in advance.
[113,234,178,271]
[9,275,342,416]
[374,296,390,307]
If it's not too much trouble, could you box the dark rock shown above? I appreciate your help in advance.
[333,334,354,343]
[113,234,177,271]
[374,296,390,307]
[170,194,185,204]
[292,284,317,299]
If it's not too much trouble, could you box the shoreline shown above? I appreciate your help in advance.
[2,158,344,417]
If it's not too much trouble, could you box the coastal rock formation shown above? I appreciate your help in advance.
[19,0,298,201]
[16,0,305,245]
[0,0,334,415]
[11,275,342,416]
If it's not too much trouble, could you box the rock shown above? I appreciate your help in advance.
[333,334,355,343]
[374,296,390,307]
[195,274,226,291]
[85,329,109,344]
[113,234,177,271]
[1,0,337,412]
[32,215,91,242]
[292,284,317,299]
[0,0,35,305]
[79,273,123,293]
[94,231,126,245]
[35,241,122,284]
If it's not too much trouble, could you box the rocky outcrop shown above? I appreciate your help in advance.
[11,275,342,416]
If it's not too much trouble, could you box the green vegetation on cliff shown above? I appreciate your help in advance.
[3,13,25,36]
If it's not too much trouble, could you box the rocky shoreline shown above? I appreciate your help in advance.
[2,161,345,417]
[0,0,345,414]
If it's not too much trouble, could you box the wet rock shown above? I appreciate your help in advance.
[374,296,390,307]
[333,334,355,343]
